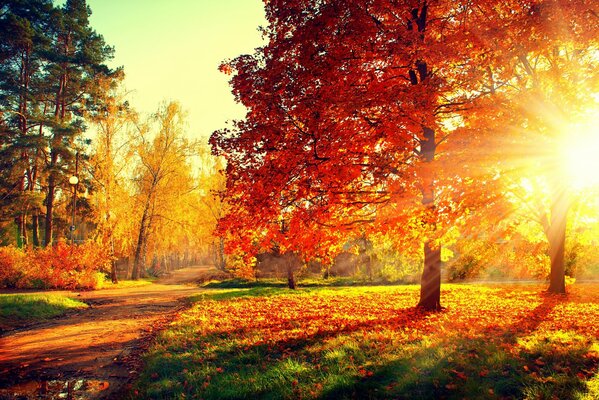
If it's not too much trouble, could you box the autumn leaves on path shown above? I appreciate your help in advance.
[0,265,212,400]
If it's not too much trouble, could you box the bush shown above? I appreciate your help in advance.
[0,246,27,288]
[0,241,111,290]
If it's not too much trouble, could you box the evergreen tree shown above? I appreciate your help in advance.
[0,0,53,246]
[41,0,117,246]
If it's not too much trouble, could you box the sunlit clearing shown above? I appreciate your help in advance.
[561,117,599,189]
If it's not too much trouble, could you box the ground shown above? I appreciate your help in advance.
[0,265,214,400]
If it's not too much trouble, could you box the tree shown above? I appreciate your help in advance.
[464,0,599,293]
[192,148,228,271]
[130,101,197,279]
[212,0,501,306]
[89,82,133,283]
[0,0,53,246]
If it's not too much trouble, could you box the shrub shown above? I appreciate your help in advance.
[0,241,111,290]
[0,246,27,288]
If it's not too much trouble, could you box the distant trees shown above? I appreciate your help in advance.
[89,98,226,280]
[130,102,199,279]
[193,149,228,271]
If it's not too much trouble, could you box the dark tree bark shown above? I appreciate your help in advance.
[132,205,150,280]
[30,162,40,247]
[32,214,40,247]
[44,162,57,247]
[287,263,297,290]
[407,5,443,311]
[419,242,442,310]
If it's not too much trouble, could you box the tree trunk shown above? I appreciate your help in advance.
[30,162,39,247]
[547,184,568,294]
[132,208,149,280]
[44,172,56,247]
[416,126,442,310]
[32,214,40,247]
[132,230,145,280]
[406,5,442,310]
[418,242,442,310]
[109,236,118,284]
[218,237,226,270]
[17,214,27,247]
[287,264,296,290]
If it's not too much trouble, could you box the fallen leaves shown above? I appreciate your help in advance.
[135,284,599,399]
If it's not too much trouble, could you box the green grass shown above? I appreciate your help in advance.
[99,278,155,289]
[131,283,599,399]
[0,293,88,322]
[201,276,404,290]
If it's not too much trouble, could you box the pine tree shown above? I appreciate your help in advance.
[41,0,116,246]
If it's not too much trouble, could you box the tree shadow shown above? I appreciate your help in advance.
[134,288,598,399]
[314,290,598,400]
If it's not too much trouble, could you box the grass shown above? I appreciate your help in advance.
[0,293,88,322]
[99,278,156,289]
[201,276,406,289]
[132,282,599,399]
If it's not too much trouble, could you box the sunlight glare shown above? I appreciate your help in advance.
[561,117,599,189]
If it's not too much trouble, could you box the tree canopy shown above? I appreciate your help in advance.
[212,0,599,307]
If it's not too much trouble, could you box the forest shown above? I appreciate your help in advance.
[0,0,598,398]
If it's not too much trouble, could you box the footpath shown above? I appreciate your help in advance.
[0,265,214,399]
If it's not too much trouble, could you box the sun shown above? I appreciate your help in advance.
[561,114,599,190]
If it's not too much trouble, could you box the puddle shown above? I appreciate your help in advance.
[0,379,110,400]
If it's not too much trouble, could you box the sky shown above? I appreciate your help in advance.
[85,0,267,141]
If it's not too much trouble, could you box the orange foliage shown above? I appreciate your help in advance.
[0,242,111,290]
[0,246,27,288]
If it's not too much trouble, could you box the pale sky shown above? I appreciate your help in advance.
[86,0,267,141]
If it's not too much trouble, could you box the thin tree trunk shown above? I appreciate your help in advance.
[29,161,39,247]
[218,237,226,270]
[132,206,149,280]
[44,168,56,247]
[17,214,27,247]
[18,49,30,248]
[109,234,118,284]
[132,228,145,280]
[32,214,40,247]
[45,66,64,247]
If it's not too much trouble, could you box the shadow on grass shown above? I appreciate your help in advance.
[133,288,599,400]
[137,329,598,400]
[132,307,436,399]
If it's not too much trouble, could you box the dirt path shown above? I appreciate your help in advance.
[0,265,217,400]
